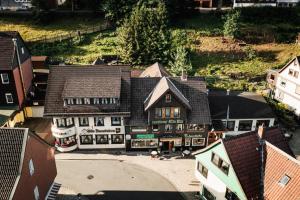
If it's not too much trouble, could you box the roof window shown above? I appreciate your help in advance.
[279,174,291,186]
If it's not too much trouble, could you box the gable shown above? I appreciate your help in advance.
[195,142,247,200]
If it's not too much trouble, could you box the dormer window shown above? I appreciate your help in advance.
[279,174,291,187]
[166,94,171,103]
[76,98,82,104]
[94,98,100,104]
[102,98,108,104]
[84,98,90,104]
[67,98,74,105]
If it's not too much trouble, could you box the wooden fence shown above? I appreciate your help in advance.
[26,22,111,44]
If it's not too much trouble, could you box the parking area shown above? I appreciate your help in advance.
[55,152,200,200]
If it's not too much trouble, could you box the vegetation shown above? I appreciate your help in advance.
[117,1,171,65]
[223,10,240,38]
[169,46,192,76]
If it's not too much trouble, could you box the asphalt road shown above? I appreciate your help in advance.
[55,159,184,200]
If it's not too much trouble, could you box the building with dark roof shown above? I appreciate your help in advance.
[0,128,57,200]
[44,64,211,151]
[44,65,131,152]
[193,126,299,200]
[0,31,34,127]
[208,90,276,137]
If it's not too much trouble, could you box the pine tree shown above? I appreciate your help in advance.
[169,46,192,76]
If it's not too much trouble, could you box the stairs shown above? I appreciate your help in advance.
[46,182,61,200]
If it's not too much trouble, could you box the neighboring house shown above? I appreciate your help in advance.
[139,62,170,78]
[195,0,212,8]
[267,56,300,117]
[233,0,298,7]
[193,126,299,200]
[0,31,33,127]
[44,65,131,152]
[0,0,32,10]
[208,90,276,137]
[128,76,211,151]
[0,128,57,200]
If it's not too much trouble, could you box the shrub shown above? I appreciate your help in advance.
[223,10,241,38]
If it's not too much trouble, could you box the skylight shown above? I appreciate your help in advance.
[279,174,291,186]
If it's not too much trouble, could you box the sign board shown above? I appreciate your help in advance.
[136,134,155,139]
[152,119,184,125]
[184,134,205,138]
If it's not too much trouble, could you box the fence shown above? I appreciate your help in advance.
[26,22,112,44]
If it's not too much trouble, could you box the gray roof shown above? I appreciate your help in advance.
[208,90,276,119]
[62,75,121,98]
[44,65,131,116]
[130,77,211,126]
[139,62,170,77]
[144,77,191,111]
[0,128,28,200]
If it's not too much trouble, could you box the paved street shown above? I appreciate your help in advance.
[55,152,198,200]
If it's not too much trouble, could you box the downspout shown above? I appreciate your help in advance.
[12,38,27,119]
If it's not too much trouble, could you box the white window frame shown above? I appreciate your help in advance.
[192,138,206,146]
[34,186,39,200]
[29,159,34,176]
[1,73,9,84]
[5,93,13,104]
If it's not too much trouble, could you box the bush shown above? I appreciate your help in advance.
[223,10,241,38]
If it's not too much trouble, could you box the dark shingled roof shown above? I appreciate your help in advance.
[0,31,30,70]
[223,127,294,200]
[44,65,131,116]
[144,77,192,111]
[0,128,28,200]
[129,77,211,125]
[208,90,276,119]
[139,62,170,77]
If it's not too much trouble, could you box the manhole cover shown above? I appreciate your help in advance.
[87,175,94,180]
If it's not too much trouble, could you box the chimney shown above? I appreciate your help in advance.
[181,70,187,81]
[226,89,230,95]
[258,124,266,139]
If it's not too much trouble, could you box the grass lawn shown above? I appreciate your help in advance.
[0,17,105,41]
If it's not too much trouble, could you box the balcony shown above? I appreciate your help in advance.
[51,125,76,138]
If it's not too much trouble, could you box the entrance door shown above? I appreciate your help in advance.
[162,141,170,151]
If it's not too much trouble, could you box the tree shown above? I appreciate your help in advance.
[165,0,197,20]
[102,0,138,23]
[223,10,241,38]
[169,46,192,76]
[117,1,172,65]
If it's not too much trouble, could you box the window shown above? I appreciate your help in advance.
[165,94,171,102]
[79,117,89,126]
[84,98,90,104]
[256,120,270,128]
[280,79,287,87]
[288,69,294,76]
[102,98,108,104]
[279,174,291,186]
[21,47,25,54]
[94,98,100,104]
[165,107,171,118]
[225,188,240,200]
[80,135,93,145]
[294,71,299,78]
[111,117,121,126]
[67,98,74,105]
[56,118,66,127]
[95,135,109,144]
[29,159,34,176]
[188,124,205,131]
[222,121,235,131]
[211,153,230,175]
[192,138,205,146]
[66,118,74,127]
[76,98,83,104]
[131,139,158,148]
[185,138,191,146]
[155,108,162,118]
[165,124,172,131]
[152,125,159,132]
[197,162,208,178]
[94,117,104,126]
[111,134,124,144]
[1,73,9,84]
[176,124,184,131]
[278,91,285,100]
[5,93,13,104]
[296,85,300,95]
[202,186,216,200]
[173,107,180,118]
[34,186,39,200]
[238,120,252,131]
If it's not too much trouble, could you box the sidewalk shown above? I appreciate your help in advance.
[55,151,200,200]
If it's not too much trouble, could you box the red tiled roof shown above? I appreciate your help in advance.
[223,131,261,199]
[264,142,300,200]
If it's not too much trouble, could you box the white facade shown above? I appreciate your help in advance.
[233,2,276,7]
[51,116,126,152]
[195,168,228,200]
[274,58,300,117]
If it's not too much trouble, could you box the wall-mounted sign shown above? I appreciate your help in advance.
[136,134,155,139]
[152,119,184,125]
[184,134,205,138]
